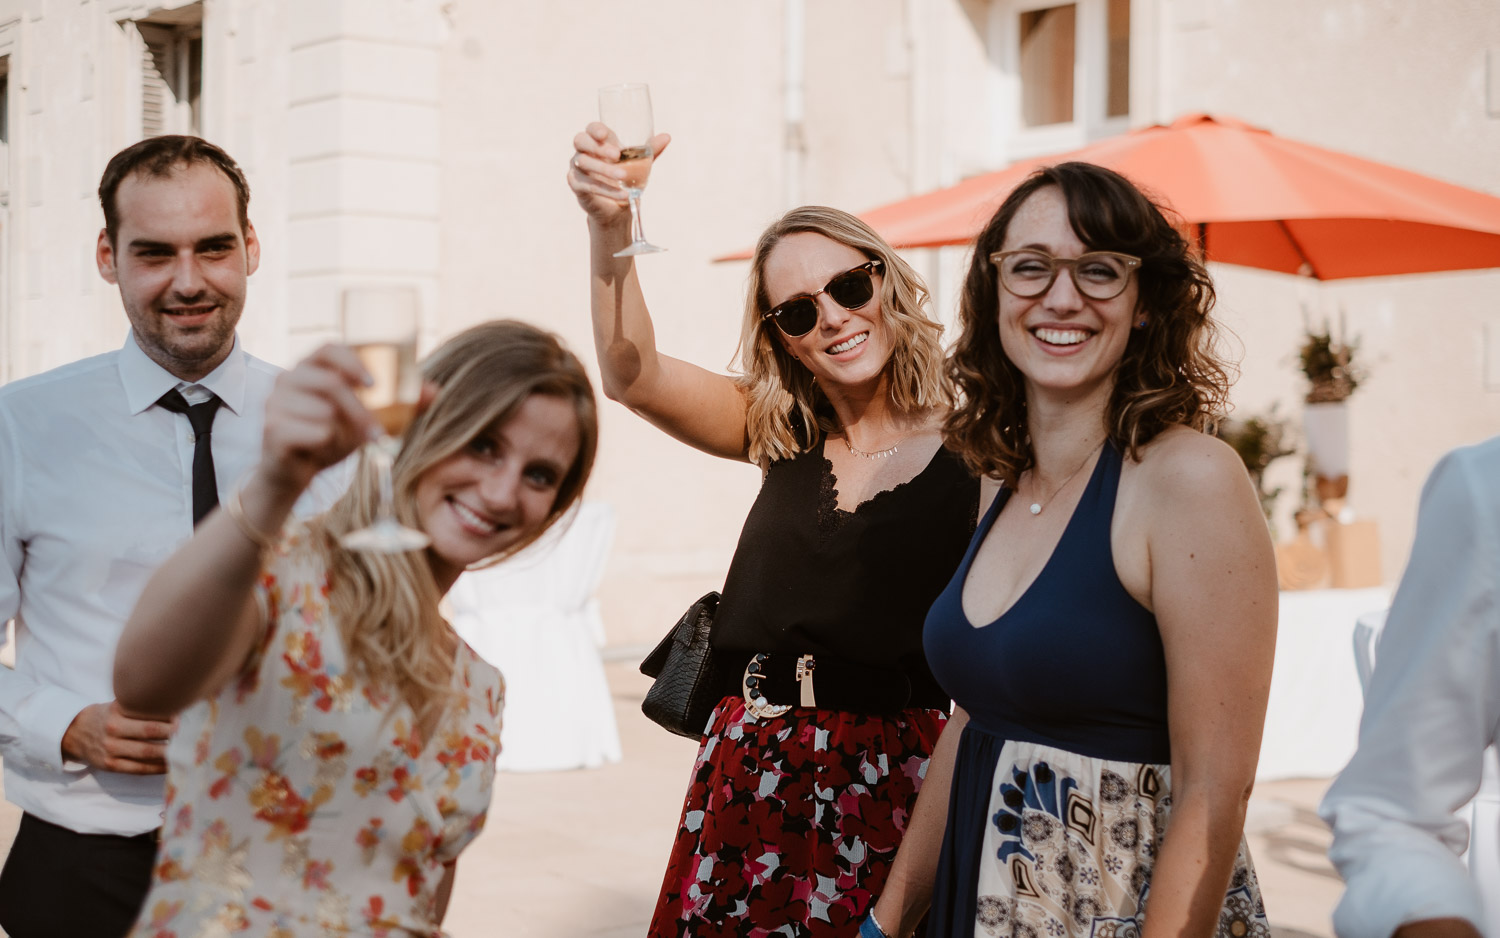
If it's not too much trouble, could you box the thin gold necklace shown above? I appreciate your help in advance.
[844,435,903,460]
[1022,441,1104,515]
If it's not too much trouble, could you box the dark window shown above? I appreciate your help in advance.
[1106,0,1131,118]
[1019,4,1076,127]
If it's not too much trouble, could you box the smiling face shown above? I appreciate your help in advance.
[96,161,260,382]
[415,393,582,590]
[996,186,1140,405]
[761,231,893,392]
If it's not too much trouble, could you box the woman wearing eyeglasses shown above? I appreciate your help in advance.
[569,126,978,936]
[861,162,1276,938]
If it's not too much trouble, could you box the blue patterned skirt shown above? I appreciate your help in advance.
[928,723,1269,938]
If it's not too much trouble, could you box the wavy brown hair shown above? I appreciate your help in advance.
[945,162,1231,485]
[311,320,598,738]
[734,206,951,466]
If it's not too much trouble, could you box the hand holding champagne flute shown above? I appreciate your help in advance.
[597,82,665,257]
[340,285,430,552]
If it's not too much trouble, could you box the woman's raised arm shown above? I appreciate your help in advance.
[569,123,752,461]
[113,345,377,716]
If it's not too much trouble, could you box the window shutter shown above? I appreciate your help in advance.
[139,24,172,137]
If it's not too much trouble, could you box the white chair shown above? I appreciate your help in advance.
[1351,607,1386,693]
[1353,606,1500,932]
[1472,747,1500,935]
[447,501,623,772]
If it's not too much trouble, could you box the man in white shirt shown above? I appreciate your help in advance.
[0,136,304,937]
[1320,436,1500,938]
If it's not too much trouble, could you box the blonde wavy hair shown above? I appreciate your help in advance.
[310,320,598,738]
[734,206,951,466]
[945,162,1232,486]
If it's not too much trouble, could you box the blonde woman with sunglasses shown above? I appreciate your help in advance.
[570,126,979,936]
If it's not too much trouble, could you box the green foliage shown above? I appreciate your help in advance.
[1300,325,1363,404]
[1216,407,1297,523]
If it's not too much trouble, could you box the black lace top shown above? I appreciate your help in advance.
[711,438,979,707]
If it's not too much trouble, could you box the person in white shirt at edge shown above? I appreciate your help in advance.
[1319,435,1500,938]
[0,135,342,938]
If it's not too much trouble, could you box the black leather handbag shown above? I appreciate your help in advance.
[639,591,723,739]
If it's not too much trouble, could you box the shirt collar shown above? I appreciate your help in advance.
[117,331,249,416]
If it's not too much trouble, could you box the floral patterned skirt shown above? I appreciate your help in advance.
[648,695,947,938]
[929,726,1269,938]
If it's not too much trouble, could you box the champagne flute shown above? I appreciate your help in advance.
[598,82,665,257]
[340,285,431,552]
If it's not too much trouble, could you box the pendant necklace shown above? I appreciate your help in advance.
[844,435,903,460]
[1024,441,1105,515]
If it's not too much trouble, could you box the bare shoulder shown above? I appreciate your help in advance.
[1133,426,1250,507]
[913,407,949,438]
[978,474,1005,516]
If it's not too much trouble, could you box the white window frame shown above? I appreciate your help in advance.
[985,0,1132,162]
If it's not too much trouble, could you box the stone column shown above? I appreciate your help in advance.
[284,0,443,357]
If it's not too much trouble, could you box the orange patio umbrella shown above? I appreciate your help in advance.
[730,114,1500,280]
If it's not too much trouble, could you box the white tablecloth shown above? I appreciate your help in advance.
[1256,587,1391,781]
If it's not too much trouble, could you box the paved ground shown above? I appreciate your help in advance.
[0,662,1344,937]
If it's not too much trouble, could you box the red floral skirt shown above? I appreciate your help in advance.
[648,694,947,938]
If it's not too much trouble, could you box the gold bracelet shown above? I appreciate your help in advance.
[224,487,280,551]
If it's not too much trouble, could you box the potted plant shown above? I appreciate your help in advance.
[1298,314,1365,510]
[1216,407,1297,529]
[1300,324,1362,404]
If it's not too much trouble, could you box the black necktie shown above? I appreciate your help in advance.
[157,389,224,525]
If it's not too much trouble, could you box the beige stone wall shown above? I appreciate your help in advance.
[1,0,1497,645]
[430,0,1006,646]
[433,1,789,647]
[0,0,450,380]
[1145,0,1500,578]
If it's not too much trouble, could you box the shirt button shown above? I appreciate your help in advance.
[187,433,196,443]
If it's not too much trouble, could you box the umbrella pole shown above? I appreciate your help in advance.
[1274,220,1319,278]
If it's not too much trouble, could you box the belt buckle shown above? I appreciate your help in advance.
[795,654,816,708]
[742,653,791,719]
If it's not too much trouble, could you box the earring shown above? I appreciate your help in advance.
[1135,319,1147,329]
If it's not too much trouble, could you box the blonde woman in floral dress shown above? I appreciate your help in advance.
[112,321,597,936]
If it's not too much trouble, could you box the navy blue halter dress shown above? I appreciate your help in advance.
[922,443,1269,937]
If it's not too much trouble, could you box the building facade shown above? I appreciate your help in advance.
[1,0,1498,644]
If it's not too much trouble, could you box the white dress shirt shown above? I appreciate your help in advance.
[0,332,344,835]
[1320,436,1500,937]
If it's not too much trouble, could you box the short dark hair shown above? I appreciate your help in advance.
[97,135,251,245]
[944,161,1232,484]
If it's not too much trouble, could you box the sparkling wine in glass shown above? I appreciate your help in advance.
[598,82,665,257]
[340,285,431,552]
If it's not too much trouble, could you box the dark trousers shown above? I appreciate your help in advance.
[0,813,157,938]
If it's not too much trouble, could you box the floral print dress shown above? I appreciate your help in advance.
[945,735,1267,937]
[649,697,946,937]
[128,529,504,938]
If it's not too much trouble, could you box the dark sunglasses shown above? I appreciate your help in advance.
[761,260,884,337]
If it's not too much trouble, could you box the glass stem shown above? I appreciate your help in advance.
[627,188,647,244]
[370,440,396,526]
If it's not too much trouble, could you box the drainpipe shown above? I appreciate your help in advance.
[906,0,927,196]
[784,0,805,208]
[905,0,946,315]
